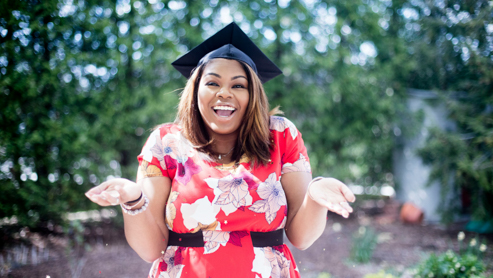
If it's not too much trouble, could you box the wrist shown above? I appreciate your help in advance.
[307,177,325,201]
[125,191,143,205]
[121,192,149,215]
[121,190,144,210]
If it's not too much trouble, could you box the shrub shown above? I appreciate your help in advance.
[316,272,332,278]
[414,250,484,278]
[413,232,489,278]
[364,271,397,278]
[350,226,378,263]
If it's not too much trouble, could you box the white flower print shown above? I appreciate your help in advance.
[277,217,287,230]
[159,246,184,278]
[252,247,291,278]
[252,247,273,278]
[148,246,184,278]
[269,116,298,140]
[141,129,167,170]
[281,153,311,174]
[249,173,287,224]
[180,196,221,231]
[202,230,230,254]
[162,133,195,165]
[205,176,253,216]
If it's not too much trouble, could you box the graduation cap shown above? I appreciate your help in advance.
[172,22,282,83]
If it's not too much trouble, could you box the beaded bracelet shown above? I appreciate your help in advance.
[120,193,149,215]
[307,177,324,201]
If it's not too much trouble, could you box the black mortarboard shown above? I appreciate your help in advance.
[172,22,282,83]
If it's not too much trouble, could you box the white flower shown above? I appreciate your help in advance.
[358,226,366,235]
[457,231,465,241]
[180,196,220,230]
[162,133,195,164]
[269,116,298,140]
[205,175,253,216]
[470,238,477,247]
[249,172,287,224]
[141,129,167,170]
[281,153,311,174]
[480,244,487,252]
[252,247,272,278]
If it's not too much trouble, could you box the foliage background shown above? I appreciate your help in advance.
[0,0,491,228]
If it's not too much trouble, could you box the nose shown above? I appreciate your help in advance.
[216,87,232,99]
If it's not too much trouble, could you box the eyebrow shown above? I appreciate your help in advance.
[204,72,247,80]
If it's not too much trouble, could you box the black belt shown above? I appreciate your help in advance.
[168,229,283,247]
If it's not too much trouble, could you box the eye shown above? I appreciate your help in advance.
[205,81,219,86]
[232,84,247,89]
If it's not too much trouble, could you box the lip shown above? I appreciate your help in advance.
[211,103,237,119]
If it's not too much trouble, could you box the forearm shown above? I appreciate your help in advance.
[122,176,171,262]
[285,194,328,250]
[85,173,171,262]
[123,208,168,262]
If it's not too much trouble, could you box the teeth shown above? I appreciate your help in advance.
[213,106,235,111]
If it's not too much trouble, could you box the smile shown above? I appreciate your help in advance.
[212,105,236,117]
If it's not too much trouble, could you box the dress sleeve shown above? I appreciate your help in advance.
[270,116,312,175]
[136,126,170,179]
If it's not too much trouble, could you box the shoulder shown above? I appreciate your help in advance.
[269,115,299,140]
[151,123,182,138]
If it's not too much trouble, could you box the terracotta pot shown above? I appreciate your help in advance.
[400,202,424,224]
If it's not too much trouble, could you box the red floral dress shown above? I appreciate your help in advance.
[137,116,311,278]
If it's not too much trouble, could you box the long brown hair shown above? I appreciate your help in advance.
[176,59,277,166]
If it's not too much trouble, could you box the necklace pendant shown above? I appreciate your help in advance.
[219,154,222,160]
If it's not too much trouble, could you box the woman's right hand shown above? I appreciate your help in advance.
[85,178,142,207]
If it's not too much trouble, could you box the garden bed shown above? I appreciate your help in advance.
[4,199,493,278]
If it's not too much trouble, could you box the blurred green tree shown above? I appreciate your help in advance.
[0,0,413,228]
[0,0,182,227]
[401,1,493,223]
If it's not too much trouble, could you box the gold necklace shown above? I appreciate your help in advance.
[215,162,240,172]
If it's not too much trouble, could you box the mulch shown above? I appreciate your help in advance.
[4,199,493,278]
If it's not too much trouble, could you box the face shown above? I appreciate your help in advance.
[197,58,250,139]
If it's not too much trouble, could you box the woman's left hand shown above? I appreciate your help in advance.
[307,177,356,218]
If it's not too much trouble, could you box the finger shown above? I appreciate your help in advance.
[87,194,113,206]
[327,203,350,218]
[85,186,103,197]
[85,180,114,197]
[341,185,356,203]
[101,190,121,205]
[340,201,353,213]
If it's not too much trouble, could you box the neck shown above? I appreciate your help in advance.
[210,135,236,155]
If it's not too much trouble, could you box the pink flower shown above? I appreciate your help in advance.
[175,158,201,186]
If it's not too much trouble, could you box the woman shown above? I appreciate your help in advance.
[85,22,355,278]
